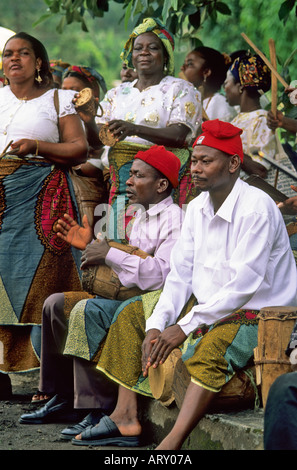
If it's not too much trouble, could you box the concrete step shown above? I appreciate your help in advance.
[140,397,264,450]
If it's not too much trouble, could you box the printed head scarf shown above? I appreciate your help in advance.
[62,65,107,97]
[50,60,70,81]
[230,52,271,93]
[120,17,175,76]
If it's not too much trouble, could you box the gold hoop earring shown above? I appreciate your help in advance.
[35,68,42,84]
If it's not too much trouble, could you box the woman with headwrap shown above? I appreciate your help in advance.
[181,46,237,122]
[0,33,87,393]
[93,17,202,241]
[62,65,107,99]
[224,52,297,195]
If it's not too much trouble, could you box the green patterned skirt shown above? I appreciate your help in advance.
[96,291,259,396]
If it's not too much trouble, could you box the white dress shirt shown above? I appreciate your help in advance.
[146,178,297,336]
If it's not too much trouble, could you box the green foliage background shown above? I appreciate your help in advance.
[0,0,296,98]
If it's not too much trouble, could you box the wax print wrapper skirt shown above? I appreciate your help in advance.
[95,291,259,395]
[0,156,82,373]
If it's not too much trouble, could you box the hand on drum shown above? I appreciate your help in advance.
[56,213,93,250]
[107,119,136,142]
[80,237,110,269]
[142,325,187,377]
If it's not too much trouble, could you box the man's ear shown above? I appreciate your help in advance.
[157,178,169,193]
[229,154,241,173]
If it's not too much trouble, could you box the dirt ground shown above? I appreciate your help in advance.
[0,370,149,453]
[0,370,96,451]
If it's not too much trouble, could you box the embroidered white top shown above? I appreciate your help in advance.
[96,75,202,146]
[0,86,77,156]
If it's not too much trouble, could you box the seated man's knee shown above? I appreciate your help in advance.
[42,292,65,320]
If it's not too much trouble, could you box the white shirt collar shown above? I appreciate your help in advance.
[196,177,242,223]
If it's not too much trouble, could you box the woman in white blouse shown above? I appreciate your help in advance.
[0,32,87,393]
[181,46,237,123]
[224,52,297,196]
[82,18,202,242]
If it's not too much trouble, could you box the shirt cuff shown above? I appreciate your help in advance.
[105,247,127,271]
[145,314,167,333]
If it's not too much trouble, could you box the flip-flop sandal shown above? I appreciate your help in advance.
[31,391,52,404]
[71,415,140,447]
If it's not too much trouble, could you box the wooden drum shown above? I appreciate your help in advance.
[149,348,257,411]
[254,306,297,408]
[81,240,151,300]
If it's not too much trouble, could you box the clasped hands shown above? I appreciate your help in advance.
[141,325,187,378]
[56,213,110,269]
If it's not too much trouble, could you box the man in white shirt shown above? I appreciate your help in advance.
[73,119,297,449]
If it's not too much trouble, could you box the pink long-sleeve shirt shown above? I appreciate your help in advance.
[105,196,184,291]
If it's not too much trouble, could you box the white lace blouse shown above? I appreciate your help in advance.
[0,87,77,157]
[96,75,202,146]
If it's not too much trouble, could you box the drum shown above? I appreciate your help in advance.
[254,306,297,408]
[149,348,257,410]
[81,240,151,300]
[74,87,97,116]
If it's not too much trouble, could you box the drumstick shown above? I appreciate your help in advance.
[269,39,279,187]
[241,33,289,88]
[0,140,13,158]
[269,39,277,119]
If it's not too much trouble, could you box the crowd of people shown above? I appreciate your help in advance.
[0,16,297,451]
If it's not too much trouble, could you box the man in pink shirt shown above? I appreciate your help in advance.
[19,145,184,439]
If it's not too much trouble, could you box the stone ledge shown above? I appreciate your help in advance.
[139,397,264,450]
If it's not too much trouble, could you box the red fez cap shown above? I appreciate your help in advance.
[134,145,180,188]
[193,119,244,162]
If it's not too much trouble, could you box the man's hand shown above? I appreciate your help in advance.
[277,185,297,215]
[267,110,284,131]
[80,238,110,269]
[141,329,161,377]
[56,213,92,250]
[142,325,187,377]
[241,153,268,178]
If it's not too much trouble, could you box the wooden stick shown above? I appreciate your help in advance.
[269,38,277,118]
[241,32,289,88]
[0,140,13,158]
[269,39,279,187]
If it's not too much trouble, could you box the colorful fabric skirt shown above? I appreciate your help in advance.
[103,141,199,242]
[0,156,82,373]
[96,291,259,396]
[63,293,123,363]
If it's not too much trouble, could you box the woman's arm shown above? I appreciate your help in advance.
[104,120,190,148]
[10,114,88,166]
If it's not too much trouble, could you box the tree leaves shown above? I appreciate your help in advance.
[39,0,297,38]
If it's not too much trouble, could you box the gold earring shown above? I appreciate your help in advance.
[3,74,8,85]
[35,67,42,84]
